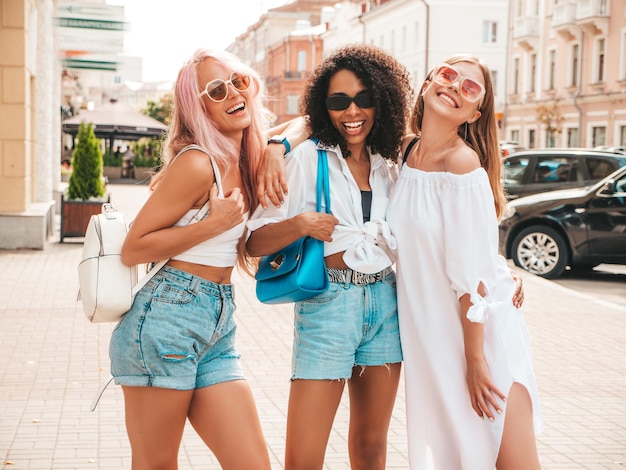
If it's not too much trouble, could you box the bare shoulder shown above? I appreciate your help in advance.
[444,144,481,175]
[169,148,215,179]
[159,149,216,199]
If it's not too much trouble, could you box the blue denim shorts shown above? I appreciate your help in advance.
[109,265,244,390]
[292,271,402,380]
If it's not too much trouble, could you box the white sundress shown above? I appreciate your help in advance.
[387,165,543,470]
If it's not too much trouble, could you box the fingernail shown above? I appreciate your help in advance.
[497,409,502,414]
[489,416,494,421]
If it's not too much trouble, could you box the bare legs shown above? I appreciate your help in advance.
[348,363,401,468]
[496,382,541,470]
[122,380,270,470]
[284,363,401,470]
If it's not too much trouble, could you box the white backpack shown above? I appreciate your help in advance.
[78,203,161,323]
[78,200,210,323]
[78,145,213,323]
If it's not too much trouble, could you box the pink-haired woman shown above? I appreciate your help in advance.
[109,49,272,469]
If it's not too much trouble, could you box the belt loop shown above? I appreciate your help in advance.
[189,277,200,295]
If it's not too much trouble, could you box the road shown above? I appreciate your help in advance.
[552,264,626,309]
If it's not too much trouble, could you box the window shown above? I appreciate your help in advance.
[596,38,605,82]
[530,53,537,93]
[571,44,579,87]
[491,70,498,95]
[513,58,520,94]
[297,51,306,73]
[503,157,530,184]
[586,157,620,179]
[548,50,556,90]
[567,128,579,147]
[529,129,536,148]
[620,125,626,146]
[533,157,581,183]
[402,26,407,51]
[511,130,520,143]
[286,95,300,115]
[483,21,498,44]
[592,126,606,147]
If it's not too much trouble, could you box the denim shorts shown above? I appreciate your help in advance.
[292,271,402,380]
[109,265,244,390]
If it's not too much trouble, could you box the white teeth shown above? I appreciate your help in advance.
[344,121,364,129]
[227,103,244,114]
[439,93,457,107]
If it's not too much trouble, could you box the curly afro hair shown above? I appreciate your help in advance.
[301,43,414,161]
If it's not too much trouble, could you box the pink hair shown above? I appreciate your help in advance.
[152,48,267,211]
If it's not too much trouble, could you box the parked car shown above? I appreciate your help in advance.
[594,145,626,154]
[499,141,525,158]
[498,165,626,279]
[502,148,626,200]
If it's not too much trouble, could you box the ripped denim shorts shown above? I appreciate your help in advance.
[109,265,244,390]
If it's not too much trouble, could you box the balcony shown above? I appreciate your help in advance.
[576,0,609,35]
[552,3,578,39]
[513,16,539,51]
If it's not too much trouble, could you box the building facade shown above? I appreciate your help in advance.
[0,0,58,249]
[504,0,626,149]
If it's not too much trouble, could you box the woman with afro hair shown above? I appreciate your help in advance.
[247,43,414,469]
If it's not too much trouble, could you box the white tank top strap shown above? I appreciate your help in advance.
[170,144,224,197]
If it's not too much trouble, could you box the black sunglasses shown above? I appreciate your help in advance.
[325,92,375,111]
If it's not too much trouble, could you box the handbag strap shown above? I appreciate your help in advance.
[313,141,331,214]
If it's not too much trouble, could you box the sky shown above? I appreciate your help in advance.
[106,0,291,83]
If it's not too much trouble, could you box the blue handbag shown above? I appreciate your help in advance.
[255,145,331,304]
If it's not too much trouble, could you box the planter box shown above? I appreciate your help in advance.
[60,196,110,242]
[103,166,122,180]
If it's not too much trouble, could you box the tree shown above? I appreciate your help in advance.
[67,122,106,200]
[143,93,173,125]
[536,101,563,148]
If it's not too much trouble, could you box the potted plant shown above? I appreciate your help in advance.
[102,145,123,180]
[60,122,109,241]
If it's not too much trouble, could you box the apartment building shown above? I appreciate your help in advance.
[505,0,626,149]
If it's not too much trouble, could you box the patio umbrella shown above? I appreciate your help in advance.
[62,99,167,142]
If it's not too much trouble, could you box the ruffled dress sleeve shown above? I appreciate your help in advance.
[442,169,502,323]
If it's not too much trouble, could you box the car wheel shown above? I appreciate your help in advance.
[511,225,569,279]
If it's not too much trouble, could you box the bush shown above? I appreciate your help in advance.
[103,147,122,167]
[67,122,106,200]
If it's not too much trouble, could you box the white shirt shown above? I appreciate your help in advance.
[248,139,397,274]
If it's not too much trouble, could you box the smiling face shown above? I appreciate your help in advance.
[425,60,483,124]
[326,69,375,155]
[197,58,251,140]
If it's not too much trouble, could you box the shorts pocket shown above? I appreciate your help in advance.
[152,278,195,305]
[298,283,344,308]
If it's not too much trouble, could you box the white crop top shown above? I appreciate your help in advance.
[170,145,248,267]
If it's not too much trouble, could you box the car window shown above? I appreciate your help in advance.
[586,158,618,180]
[503,157,529,183]
[532,157,575,183]
[615,174,626,193]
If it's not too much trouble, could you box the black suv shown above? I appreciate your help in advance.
[498,165,626,279]
[502,148,626,200]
